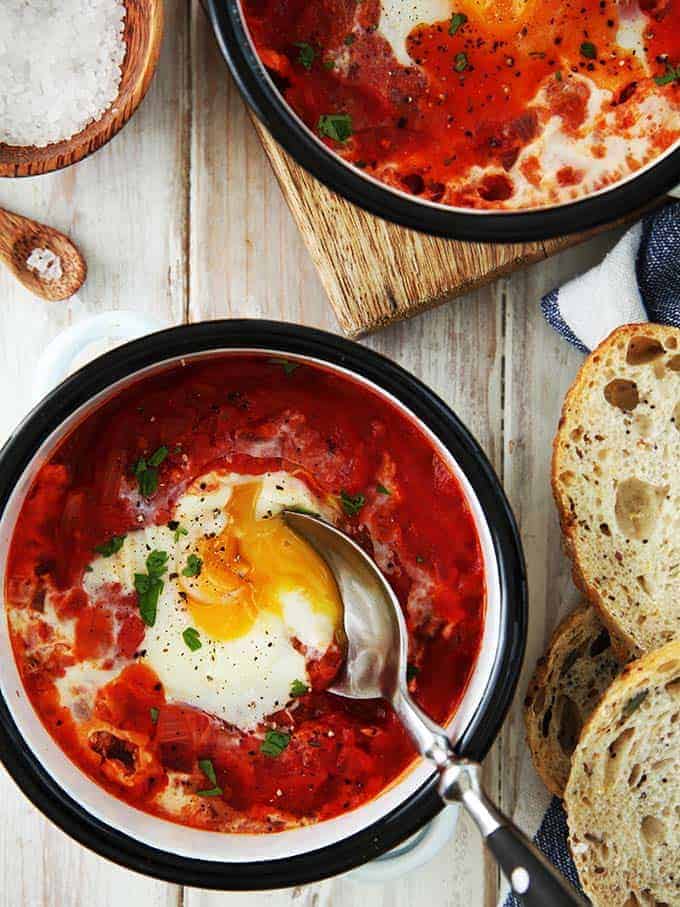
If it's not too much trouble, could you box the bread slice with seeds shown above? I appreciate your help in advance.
[552,324,680,655]
[524,604,624,797]
[565,640,680,907]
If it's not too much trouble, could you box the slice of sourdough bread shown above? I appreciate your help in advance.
[552,324,680,655]
[565,640,680,907]
[524,604,623,797]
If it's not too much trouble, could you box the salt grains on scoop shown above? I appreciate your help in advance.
[0,0,127,148]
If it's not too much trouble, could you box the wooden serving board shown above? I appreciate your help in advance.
[253,119,632,337]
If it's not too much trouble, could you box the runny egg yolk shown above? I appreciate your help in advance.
[179,482,343,642]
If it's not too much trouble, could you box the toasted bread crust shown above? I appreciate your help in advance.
[524,604,624,797]
[552,324,680,655]
[564,641,680,907]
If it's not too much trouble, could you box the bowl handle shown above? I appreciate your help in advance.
[32,310,166,403]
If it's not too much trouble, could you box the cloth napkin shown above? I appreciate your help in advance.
[542,201,680,351]
[500,202,679,905]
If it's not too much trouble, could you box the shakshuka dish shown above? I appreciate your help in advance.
[242,0,680,209]
[5,356,485,833]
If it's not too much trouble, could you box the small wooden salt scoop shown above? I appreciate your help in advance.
[0,206,86,301]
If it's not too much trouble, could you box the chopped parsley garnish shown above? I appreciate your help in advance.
[654,64,680,86]
[580,42,596,60]
[132,445,169,497]
[268,357,299,375]
[295,42,315,70]
[318,113,353,143]
[448,12,467,36]
[94,534,126,557]
[376,483,391,495]
[183,627,202,651]
[196,758,223,796]
[344,34,355,45]
[406,664,419,682]
[454,52,469,72]
[261,729,291,757]
[290,679,309,697]
[84,564,93,573]
[167,520,188,542]
[134,549,168,627]
[340,489,365,516]
[150,707,159,724]
[555,69,563,81]
[415,554,425,564]
[323,59,336,70]
[182,554,203,578]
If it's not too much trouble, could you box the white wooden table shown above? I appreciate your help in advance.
[0,3,622,905]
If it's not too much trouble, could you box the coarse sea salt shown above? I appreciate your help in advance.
[0,0,127,148]
[26,247,63,281]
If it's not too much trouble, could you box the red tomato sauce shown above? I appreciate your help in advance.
[242,0,680,208]
[6,356,485,832]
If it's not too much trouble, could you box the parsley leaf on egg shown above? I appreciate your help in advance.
[134,549,168,627]
[150,707,159,723]
[196,758,223,796]
[182,554,203,578]
[148,445,169,467]
[168,520,189,542]
[261,729,291,757]
[448,12,467,36]
[580,41,597,60]
[94,534,126,557]
[376,483,391,495]
[183,627,202,651]
[317,113,353,143]
[340,489,365,516]
[290,679,309,697]
[295,42,315,70]
[655,64,680,86]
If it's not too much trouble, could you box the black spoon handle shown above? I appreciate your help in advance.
[438,760,589,907]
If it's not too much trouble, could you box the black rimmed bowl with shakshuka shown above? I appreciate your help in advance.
[0,320,525,888]
[206,0,680,242]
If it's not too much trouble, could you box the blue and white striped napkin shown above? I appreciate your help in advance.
[500,201,679,905]
[542,201,680,351]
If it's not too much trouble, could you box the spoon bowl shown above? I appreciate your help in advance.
[284,509,587,907]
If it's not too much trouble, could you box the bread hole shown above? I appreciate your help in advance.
[626,336,665,365]
[604,378,639,411]
[590,627,611,656]
[633,413,654,438]
[628,762,642,788]
[557,695,581,756]
[598,448,610,461]
[653,361,667,380]
[640,815,666,846]
[615,478,667,540]
[673,402,680,431]
[666,336,678,350]
[570,427,583,442]
[605,726,636,786]
[636,574,654,597]
[600,522,611,536]
[665,356,680,374]
[559,470,576,486]
[650,758,673,773]
[623,894,641,907]
[664,676,680,697]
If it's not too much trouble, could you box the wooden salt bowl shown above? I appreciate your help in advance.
[0,0,164,178]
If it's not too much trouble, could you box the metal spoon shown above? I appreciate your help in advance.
[283,511,588,907]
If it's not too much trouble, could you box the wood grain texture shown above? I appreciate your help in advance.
[0,0,164,178]
[0,205,87,300]
[252,122,640,338]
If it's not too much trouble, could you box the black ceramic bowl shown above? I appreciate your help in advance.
[205,0,680,243]
[0,320,526,888]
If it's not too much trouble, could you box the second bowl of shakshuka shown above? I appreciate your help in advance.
[0,320,525,888]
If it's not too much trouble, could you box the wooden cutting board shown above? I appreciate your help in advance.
[253,119,630,337]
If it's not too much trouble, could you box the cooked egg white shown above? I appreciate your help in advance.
[378,0,451,65]
[84,471,343,731]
